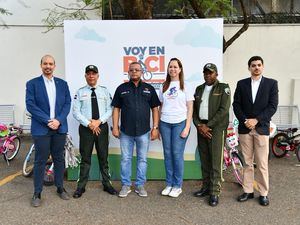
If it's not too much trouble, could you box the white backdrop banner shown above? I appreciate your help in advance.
[64,19,223,162]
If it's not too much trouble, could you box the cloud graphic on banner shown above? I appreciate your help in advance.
[74,26,106,43]
[174,22,222,49]
[186,72,202,82]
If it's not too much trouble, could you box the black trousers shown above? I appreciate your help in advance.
[77,123,111,189]
[33,131,66,194]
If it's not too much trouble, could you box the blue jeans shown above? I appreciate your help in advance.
[159,120,188,188]
[33,131,66,194]
[120,132,150,186]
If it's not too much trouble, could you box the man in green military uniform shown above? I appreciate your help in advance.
[72,65,117,198]
[192,63,231,206]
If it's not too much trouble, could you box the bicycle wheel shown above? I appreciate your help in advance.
[296,146,300,162]
[22,144,35,177]
[5,137,21,161]
[272,133,288,158]
[142,71,152,80]
[43,162,54,186]
[231,152,244,186]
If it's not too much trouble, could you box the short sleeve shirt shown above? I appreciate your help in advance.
[159,81,194,123]
[111,81,161,136]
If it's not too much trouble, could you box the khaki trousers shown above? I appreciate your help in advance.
[239,129,269,196]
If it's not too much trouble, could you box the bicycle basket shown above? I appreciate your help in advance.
[0,124,8,137]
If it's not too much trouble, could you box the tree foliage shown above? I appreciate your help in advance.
[42,0,102,31]
[0,8,12,15]
[0,7,12,28]
[43,0,249,52]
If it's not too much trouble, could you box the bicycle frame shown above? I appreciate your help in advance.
[0,132,20,165]
[223,130,244,185]
[277,130,300,152]
[224,147,240,167]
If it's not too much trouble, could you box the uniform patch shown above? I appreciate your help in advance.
[121,91,130,95]
[143,90,151,94]
[224,87,230,95]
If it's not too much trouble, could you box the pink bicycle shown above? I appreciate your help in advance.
[0,124,22,165]
[223,130,244,185]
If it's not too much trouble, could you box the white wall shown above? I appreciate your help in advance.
[0,0,98,125]
[1,0,100,25]
[223,24,300,106]
[1,1,300,125]
[0,26,65,125]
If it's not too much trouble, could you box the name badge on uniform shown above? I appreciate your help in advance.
[80,94,89,101]
[143,90,151,94]
[121,91,130,95]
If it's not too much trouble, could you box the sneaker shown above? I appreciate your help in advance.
[161,186,172,196]
[31,193,41,207]
[57,188,70,200]
[135,186,148,197]
[118,185,131,198]
[168,187,182,198]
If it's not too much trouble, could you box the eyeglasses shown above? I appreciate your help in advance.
[129,69,142,72]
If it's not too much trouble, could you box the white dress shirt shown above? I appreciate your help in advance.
[251,76,262,103]
[199,85,213,120]
[43,75,56,119]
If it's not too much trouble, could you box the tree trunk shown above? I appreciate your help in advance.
[120,0,154,19]
[223,0,249,52]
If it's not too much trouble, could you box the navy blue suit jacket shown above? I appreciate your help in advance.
[26,75,71,136]
[233,76,278,135]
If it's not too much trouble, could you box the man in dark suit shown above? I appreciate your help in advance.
[233,56,278,206]
[26,55,71,207]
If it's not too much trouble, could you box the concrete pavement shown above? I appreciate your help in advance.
[0,136,299,225]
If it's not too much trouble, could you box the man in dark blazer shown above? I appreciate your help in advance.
[233,56,278,206]
[26,55,71,207]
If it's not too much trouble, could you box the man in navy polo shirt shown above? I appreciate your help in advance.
[111,62,160,198]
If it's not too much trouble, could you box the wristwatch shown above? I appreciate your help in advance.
[153,126,158,129]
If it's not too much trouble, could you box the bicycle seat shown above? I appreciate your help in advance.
[291,128,298,133]
[278,128,298,133]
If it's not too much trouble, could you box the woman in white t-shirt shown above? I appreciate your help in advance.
[159,58,194,198]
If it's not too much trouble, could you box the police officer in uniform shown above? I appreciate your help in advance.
[72,65,117,198]
[192,63,231,206]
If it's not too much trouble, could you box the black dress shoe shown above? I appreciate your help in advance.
[73,188,85,199]
[193,187,209,197]
[103,185,117,195]
[259,196,269,206]
[237,192,254,202]
[209,195,219,207]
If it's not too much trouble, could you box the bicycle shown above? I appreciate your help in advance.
[138,54,153,80]
[271,128,300,161]
[141,67,153,80]
[223,131,244,185]
[22,143,55,185]
[0,123,22,165]
[22,134,76,186]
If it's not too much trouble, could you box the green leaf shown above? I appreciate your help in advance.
[83,0,92,5]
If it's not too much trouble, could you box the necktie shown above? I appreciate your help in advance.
[91,88,99,120]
